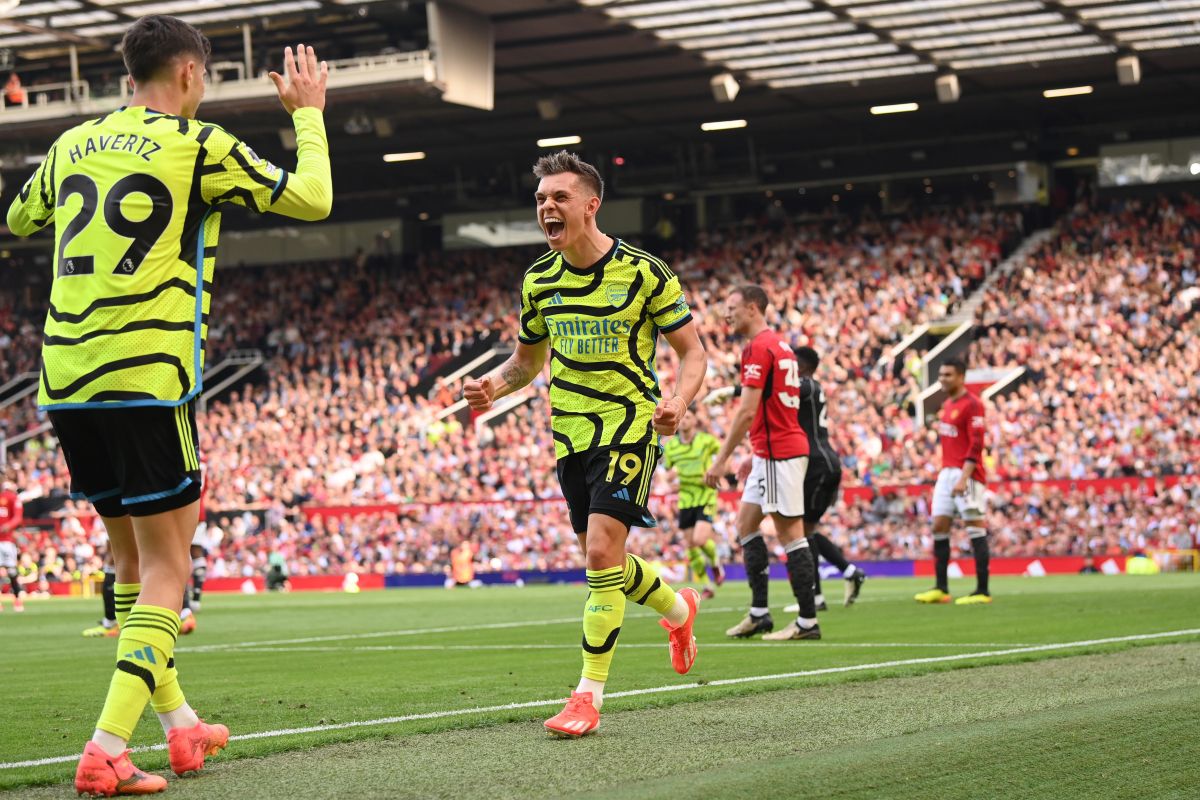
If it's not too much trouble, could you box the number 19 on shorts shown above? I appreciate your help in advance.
[606,451,643,485]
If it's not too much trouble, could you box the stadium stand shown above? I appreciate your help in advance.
[2,196,1198,582]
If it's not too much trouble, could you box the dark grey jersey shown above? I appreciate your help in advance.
[798,377,840,475]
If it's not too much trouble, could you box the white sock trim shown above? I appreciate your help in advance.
[664,593,690,627]
[157,702,200,735]
[843,564,858,578]
[967,527,988,539]
[797,617,817,629]
[91,730,127,758]
[750,606,770,617]
[575,677,605,710]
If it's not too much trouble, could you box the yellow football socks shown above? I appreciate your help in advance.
[581,566,625,682]
[96,605,179,740]
[623,553,678,616]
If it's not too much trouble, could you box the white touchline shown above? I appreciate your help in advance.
[173,607,744,653]
[3,627,1197,771]
[215,641,1039,654]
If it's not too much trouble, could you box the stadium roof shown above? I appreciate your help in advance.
[1,0,1198,212]
[579,0,1200,86]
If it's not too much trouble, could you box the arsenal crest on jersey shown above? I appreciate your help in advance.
[607,283,629,305]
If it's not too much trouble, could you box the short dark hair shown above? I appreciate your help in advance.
[122,15,210,84]
[735,284,768,313]
[795,346,820,372]
[942,357,967,375]
[532,151,604,202]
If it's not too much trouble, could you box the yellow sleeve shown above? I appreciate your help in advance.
[518,271,548,344]
[200,108,331,221]
[645,259,692,332]
[6,143,58,237]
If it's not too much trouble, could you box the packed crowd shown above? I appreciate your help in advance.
[13,477,1196,587]
[3,197,1199,580]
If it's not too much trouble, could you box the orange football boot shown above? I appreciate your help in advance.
[659,587,699,675]
[167,719,229,776]
[74,742,166,797]
[544,692,600,738]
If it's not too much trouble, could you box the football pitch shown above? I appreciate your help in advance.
[2,574,1198,799]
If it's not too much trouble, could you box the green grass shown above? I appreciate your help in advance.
[2,574,1198,797]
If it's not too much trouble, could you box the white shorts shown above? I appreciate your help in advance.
[0,540,16,569]
[931,467,987,521]
[192,522,211,551]
[741,455,808,518]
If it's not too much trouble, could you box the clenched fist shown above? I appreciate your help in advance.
[652,395,687,436]
[463,376,495,411]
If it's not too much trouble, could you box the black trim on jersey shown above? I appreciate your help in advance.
[620,242,677,280]
[517,331,548,345]
[179,125,215,267]
[523,250,558,280]
[531,264,604,303]
[532,260,568,286]
[551,375,637,445]
[210,186,259,209]
[83,390,159,402]
[552,430,575,456]
[47,277,205,324]
[145,112,189,135]
[542,272,643,318]
[227,145,278,196]
[203,246,218,260]
[560,238,618,276]
[550,407,605,450]
[42,317,198,347]
[625,312,658,392]
[41,353,189,400]
[551,349,657,406]
[658,313,693,333]
[271,170,288,203]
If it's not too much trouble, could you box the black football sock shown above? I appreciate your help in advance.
[741,533,770,613]
[968,528,990,595]
[806,536,823,598]
[812,531,851,572]
[933,536,951,593]
[102,569,117,624]
[784,539,817,622]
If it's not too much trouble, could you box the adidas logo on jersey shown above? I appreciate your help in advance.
[548,292,565,306]
[611,488,631,501]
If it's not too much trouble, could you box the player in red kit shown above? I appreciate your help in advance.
[0,480,25,612]
[705,285,820,641]
[915,358,992,605]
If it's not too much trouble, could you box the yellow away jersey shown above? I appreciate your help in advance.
[662,431,721,512]
[7,106,332,409]
[518,239,693,459]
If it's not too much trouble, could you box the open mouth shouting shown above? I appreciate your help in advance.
[543,214,566,245]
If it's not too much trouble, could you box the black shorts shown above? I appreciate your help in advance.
[556,441,660,533]
[49,401,203,518]
[803,468,842,524]
[677,506,713,530]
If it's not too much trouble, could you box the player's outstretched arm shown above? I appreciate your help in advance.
[655,320,707,436]
[266,44,332,222]
[464,339,548,412]
[6,146,56,237]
